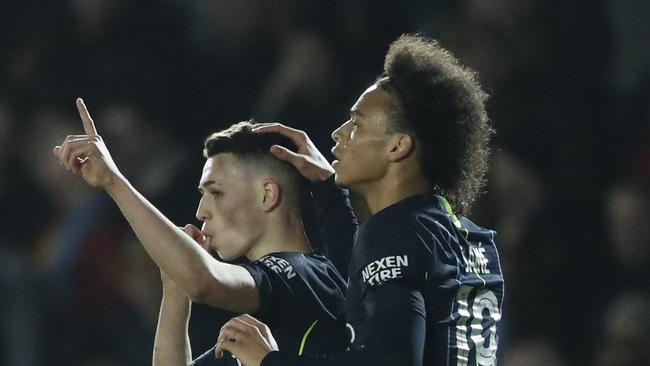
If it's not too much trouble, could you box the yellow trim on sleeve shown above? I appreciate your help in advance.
[298,320,319,356]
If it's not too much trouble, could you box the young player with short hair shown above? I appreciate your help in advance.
[53,106,357,365]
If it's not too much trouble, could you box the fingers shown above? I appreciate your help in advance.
[215,318,252,358]
[182,224,206,244]
[60,137,95,161]
[252,123,307,148]
[215,314,275,366]
[215,338,243,361]
[76,98,98,135]
[215,315,261,349]
[53,146,62,159]
[237,314,270,333]
[219,317,256,340]
[269,145,303,167]
[63,142,95,174]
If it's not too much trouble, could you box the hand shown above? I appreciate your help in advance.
[52,98,123,189]
[253,123,334,182]
[182,223,208,250]
[160,224,207,289]
[215,314,279,366]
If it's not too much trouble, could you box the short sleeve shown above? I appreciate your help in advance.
[238,254,306,322]
[354,216,434,290]
[237,261,274,318]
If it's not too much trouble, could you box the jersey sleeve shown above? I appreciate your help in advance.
[261,282,427,366]
[237,259,284,321]
[353,216,432,289]
[311,176,359,279]
[261,217,432,366]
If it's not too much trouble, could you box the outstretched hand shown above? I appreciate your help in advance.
[253,123,334,182]
[215,314,279,366]
[53,98,123,189]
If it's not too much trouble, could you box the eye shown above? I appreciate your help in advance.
[210,190,223,198]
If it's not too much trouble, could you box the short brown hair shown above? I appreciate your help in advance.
[204,120,306,209]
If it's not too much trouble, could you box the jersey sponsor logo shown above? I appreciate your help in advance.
[260,255,296,279]
[466,245,490,274]
[361,255,408,286]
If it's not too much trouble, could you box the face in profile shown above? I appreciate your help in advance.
[331,83,394,192]
[195,153,265,261]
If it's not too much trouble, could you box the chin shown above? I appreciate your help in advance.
[216,249,247,263]
[213,249,231,261]
[333,172,349,187]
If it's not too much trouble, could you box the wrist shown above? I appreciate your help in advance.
[316,167,334,182]
[104,173,129,196]
[162,284,191,304]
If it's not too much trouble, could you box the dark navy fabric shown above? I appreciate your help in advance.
[192,181,357,365]
[263,194,504,366]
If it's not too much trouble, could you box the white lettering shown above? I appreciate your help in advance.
[361,255,408,286]
[260,256,296,279]
[466,246,490,274]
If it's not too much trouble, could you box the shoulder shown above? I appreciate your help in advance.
[358,198,452,252]
[247,251,345,288]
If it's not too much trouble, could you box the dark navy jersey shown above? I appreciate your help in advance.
[263,194,504,366]
[192,181,357,365]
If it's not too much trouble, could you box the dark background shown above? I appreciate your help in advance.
[1,1,648,365]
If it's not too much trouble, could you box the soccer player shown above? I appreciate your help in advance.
[215,34,505,366]
[53,105,357,364]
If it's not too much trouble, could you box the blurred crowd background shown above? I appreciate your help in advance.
[1,0,649,365]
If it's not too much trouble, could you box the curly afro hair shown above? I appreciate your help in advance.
[379,34,494,215]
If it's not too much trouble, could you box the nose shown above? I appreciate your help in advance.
[331,120,348,143]
[195,195,211,222]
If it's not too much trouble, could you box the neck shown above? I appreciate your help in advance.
[358,169,432,215]
[245,209,311,261]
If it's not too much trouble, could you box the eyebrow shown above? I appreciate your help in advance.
[198,180,218,192]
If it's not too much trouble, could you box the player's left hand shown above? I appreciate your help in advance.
[215,314,278,366]
[53,98,124,190]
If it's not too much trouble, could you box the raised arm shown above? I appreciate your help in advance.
[53,98,259,313]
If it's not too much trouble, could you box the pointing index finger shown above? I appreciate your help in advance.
[76,98,98,135]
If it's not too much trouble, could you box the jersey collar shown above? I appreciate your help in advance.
[433,195,461,228]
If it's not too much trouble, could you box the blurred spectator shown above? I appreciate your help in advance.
[595,292,650,366]
[604,181,650,276]
[502,339,566,366]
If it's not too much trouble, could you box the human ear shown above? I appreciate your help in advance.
[261,179,281,211]
[387,133,415,162]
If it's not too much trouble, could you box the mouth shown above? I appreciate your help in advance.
[201,231,214,247]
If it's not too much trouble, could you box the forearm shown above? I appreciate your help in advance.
[106,177,214,299]
[153,285,192,366]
